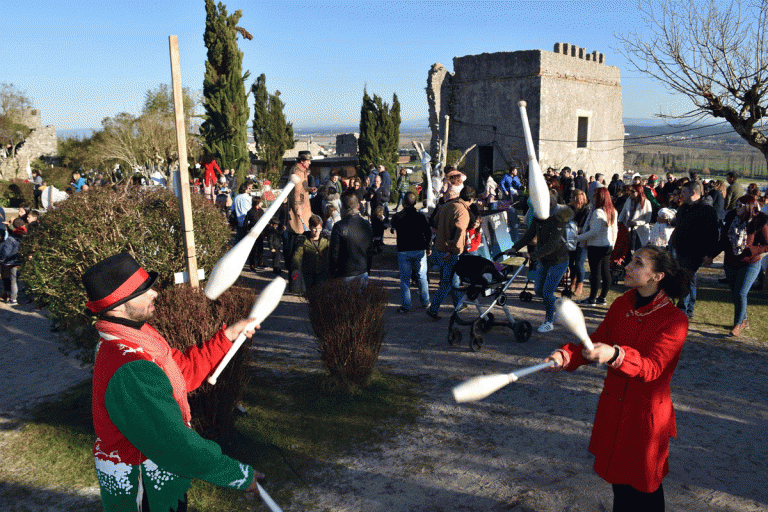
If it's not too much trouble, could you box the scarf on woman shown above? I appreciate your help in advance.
[728,216,748,256]
[95,319,192,427]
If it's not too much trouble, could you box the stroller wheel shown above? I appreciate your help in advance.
[448,328,462,346]
[519,291,533,302]
[512,321,533,343]
[478,313,495,333]
[469,321,484,351]
[469,333,483,352]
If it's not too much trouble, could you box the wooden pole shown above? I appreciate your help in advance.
[169,35,199,288]
[442,115,450,169]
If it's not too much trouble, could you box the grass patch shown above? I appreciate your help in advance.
[2,367,421,511]
[588,266,768,342]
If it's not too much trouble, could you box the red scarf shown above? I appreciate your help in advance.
[95,320,192,427]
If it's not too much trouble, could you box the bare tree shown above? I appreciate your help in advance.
[0,83,33,157]
[617,0,768,165]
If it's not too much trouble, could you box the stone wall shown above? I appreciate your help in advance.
[1,125,58,180]
[426,44,624,187]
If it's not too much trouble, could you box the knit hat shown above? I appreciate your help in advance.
[82,253,158,316]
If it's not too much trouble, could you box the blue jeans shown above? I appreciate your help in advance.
[427,250,460,314]
[569,246,588,283]
[398,250,430,310]
[725,261,762,326]
[677,255,702,316]
[394,191,408,211]
[535,260,569,323]
[342,272,368,286]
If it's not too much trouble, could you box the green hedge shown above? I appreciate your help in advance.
[20,186,233,364]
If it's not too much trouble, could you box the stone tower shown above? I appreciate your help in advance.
[426,43,624,186]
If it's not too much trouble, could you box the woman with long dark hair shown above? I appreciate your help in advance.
[576,187,617,306]
[712,194,768,336]
[545,245,690,512]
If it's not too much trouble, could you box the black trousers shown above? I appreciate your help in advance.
[140,489,187,512]
[587,245,612,300]
[612,483,664,512]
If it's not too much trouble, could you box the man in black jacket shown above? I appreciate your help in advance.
[330,194,373,284]
[668,180,719,318]
[390,192,432,313]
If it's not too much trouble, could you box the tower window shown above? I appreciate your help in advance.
[577,117,589,148]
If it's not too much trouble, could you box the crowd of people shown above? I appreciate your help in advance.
[5,155,768,512]
[544,167,768,338]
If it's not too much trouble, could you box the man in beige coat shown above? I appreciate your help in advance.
[286,151,313,287]
[426,186,475,320]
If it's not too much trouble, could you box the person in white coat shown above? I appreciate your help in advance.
[576,188,619,305]
[619,185,653,251]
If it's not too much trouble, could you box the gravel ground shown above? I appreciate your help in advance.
[1,229,767,511]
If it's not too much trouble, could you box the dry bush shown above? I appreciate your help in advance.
[305,279,388,392]
[152,285,256,438]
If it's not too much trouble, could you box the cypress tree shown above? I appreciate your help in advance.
[201,0,252,186]
[358,89,401,173]
[252,74,294,173]
[251,74,269,158]
[358,89,379,170]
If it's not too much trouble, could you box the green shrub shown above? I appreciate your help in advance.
[152,284,256,438]
[305,279,388,392]
[20,186,233,364]
[41,166,76,190]
[0,178,34,207]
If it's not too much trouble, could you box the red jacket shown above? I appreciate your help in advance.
[558,290,688,492]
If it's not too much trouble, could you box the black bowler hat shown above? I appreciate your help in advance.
[298,151,312,161]
[82,253,158,316]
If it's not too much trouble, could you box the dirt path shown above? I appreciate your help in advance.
[1,231,767,511]
[260,249,768,512]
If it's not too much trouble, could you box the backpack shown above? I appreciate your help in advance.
[563,220,578,252]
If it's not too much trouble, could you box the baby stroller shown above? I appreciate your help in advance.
[609,223,631,283]
[447,253,533,352]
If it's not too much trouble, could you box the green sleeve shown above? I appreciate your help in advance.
[105,360,254,489]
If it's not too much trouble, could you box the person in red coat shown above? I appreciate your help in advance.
[545,245,690,511]
[201,154,223,202]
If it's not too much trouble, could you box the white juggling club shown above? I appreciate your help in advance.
[257,482,284,512]
[554,298,595,351]
[205,174,301,300]
[207,277,286,385]
[517,100,550,220]
[452,361,557,403]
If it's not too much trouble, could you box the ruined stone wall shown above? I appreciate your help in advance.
[17,108,42,130]
[448,50,543,185]
[538,44,624,175]
[426,63,452,160]
[0,123,58,181]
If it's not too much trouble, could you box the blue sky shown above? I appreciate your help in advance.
[4,0,695,131]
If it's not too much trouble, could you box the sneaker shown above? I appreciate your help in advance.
[537,321,554,333]
[595,297,607,305]
[579,298,597,306]
[419,302,431,310]
[9,300,18,305]
[426,310,441,321]
[396,306,409,314]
